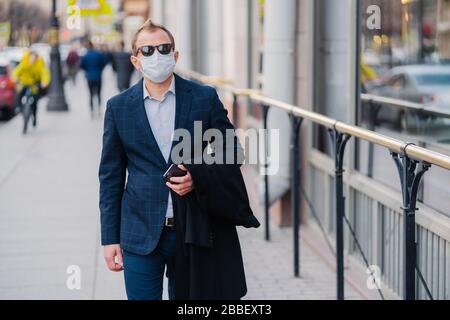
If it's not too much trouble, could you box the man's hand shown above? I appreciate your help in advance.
[166,165,195,196]
[104,244,124,272]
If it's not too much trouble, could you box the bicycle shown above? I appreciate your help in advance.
[20,85,37,135]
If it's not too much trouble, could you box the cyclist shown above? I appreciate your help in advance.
[12,49,51,132]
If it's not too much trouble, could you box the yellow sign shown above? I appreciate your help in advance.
[67,0,113,16]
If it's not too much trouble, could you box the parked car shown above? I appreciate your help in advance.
[1,46,26,67]
[364,65,450,131]
[0,57,16,120]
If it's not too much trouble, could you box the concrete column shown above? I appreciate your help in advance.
[149,0,193,69]
[321,0,352,122]
[263,0,297,204]
[150,0,165,24]
[163,0,177,29]
[296,0,316,226]
[223,0,236,81]
[227,0,255,88]
[174,0,193,70]
[296,0,315,110]
[202,0,224,76]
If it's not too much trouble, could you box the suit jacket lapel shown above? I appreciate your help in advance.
[130,79,168,169]
[169,74,193,166]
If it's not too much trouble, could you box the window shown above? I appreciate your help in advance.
[357,0,450,217]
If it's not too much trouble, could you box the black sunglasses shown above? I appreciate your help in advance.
[137,44,173,57]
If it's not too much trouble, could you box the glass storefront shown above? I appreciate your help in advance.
[358,0,450,216]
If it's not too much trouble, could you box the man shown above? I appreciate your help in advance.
[99,20,259,300]
[111,42,135,92]
[12,49,50,133]
[80,41,109,114]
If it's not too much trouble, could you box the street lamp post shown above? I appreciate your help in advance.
[47,0,68,111]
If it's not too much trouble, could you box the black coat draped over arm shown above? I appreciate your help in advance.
[172,89,260,300]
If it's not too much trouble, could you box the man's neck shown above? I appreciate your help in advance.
[144,74,174,101]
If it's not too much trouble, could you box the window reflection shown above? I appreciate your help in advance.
[360,0,450,141]
[358,0,450,216]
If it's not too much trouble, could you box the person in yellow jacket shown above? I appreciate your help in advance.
[12,49,51,129]
[360,56,378,93]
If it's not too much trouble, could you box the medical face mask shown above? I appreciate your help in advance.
[140,51,176,83]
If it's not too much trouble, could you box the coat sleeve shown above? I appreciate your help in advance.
[99,102,128,245]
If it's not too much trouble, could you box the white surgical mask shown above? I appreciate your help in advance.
[141,51,176,83]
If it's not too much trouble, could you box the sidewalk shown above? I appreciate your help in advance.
[0,69,362,300]
[241,170,362,300]
[0,69,125,299]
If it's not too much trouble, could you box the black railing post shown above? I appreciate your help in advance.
[290,116,303,278]
[391,146,430,300]
[328,128,351,301]
[261,104,271,241]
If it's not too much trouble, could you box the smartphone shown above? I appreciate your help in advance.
[163,164,187,183]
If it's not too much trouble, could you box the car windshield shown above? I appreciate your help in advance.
[414,73,450,86]
[0,66,7,75]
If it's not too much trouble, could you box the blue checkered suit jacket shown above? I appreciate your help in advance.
[99,74,234,255]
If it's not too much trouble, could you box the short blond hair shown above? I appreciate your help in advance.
[131,19,175,55]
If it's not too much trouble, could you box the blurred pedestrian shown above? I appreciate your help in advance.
[111,42,135,92]
[66,45,80,85]
[80,41,109,114]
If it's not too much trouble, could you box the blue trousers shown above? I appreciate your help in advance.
[123,227,176,300]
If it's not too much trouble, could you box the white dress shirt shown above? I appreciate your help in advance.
[143,77,176,219]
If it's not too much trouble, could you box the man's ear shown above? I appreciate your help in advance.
[174,51,180,63]
[130,55,140,71]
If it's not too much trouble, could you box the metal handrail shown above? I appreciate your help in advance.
[250,94,450,170]
[176,68,234,86]
[178,70,450,170]
[361,93,450,119]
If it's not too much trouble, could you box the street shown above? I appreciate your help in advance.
[0,68,363,300]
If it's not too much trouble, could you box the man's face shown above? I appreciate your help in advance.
[130,29,179,73]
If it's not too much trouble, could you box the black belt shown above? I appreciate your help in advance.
[165,217,175,228]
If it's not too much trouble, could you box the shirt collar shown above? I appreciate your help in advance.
[143,76,176,101]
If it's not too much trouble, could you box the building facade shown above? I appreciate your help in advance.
[148,0,450,300]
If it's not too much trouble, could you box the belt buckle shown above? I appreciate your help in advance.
[165,217,175,228]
